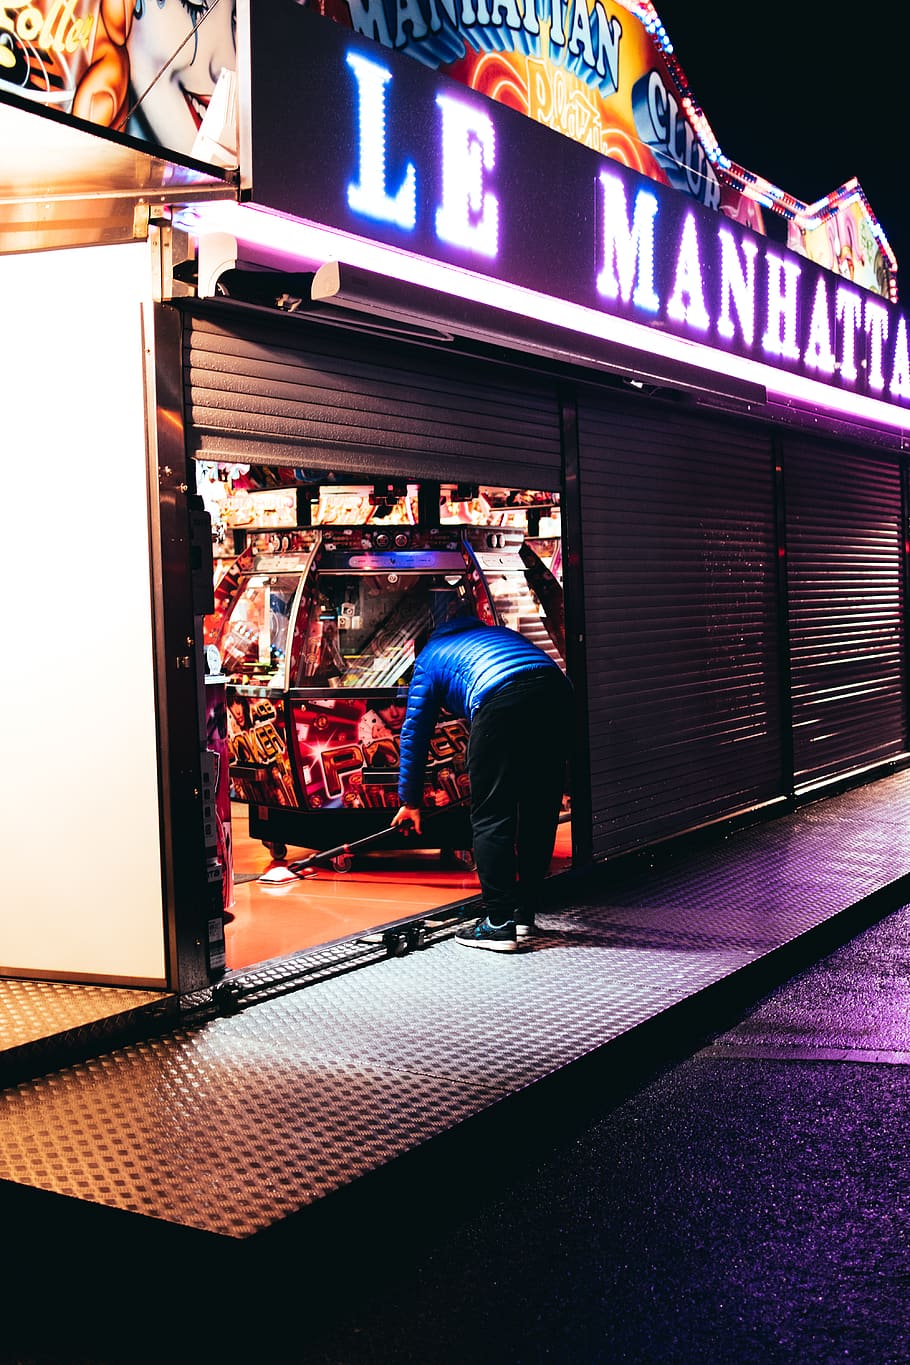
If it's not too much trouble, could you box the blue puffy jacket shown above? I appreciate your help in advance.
[397,617,562,806]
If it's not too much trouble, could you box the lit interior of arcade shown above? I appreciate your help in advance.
[199,469,572,969]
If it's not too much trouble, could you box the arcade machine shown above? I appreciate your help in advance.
[202,476,565,865]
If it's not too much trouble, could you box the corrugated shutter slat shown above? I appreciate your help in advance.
[785,440,906,789]
[180,306,562,487]
[578,395,782,858]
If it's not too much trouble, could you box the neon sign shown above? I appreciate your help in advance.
[593,174,910,399]
[346,52,417,230]
[434,92,499,258]
[345,52,498,257]
[249,9,910,413]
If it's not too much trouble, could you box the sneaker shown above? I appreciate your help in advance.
[455,917,519,952]
[515,921,534,939]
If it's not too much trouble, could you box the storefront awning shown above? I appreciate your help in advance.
[0,89,236,255]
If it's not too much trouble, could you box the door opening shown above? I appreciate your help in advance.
[198,467,571,971]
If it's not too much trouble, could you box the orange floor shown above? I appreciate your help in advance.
[225,804,572,971]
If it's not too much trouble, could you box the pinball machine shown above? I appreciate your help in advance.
[203,480,565,864]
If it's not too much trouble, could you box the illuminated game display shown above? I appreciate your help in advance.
[203,479,565,859]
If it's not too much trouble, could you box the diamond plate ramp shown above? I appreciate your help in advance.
[1,771,910,1238]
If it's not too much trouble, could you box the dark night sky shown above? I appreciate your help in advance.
[647,4,908,292]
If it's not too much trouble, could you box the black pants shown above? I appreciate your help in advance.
[467,668,571,926]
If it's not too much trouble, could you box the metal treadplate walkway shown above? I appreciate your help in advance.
[2,772,910,1238]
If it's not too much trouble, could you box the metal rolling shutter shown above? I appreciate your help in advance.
[785,439,907,791]
[577,393,782,859]
[179,303,562,487]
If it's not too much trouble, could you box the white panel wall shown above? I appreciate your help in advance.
[0,241,167,983]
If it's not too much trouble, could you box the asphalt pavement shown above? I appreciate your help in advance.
[287,898,910,1365]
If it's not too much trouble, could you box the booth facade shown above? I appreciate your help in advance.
[2,1,909,1014]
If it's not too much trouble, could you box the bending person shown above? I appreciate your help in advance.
[392,614,571,952]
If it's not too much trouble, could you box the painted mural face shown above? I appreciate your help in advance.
[128,0,236,150]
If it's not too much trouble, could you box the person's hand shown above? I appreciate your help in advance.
[392,805,422,835]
